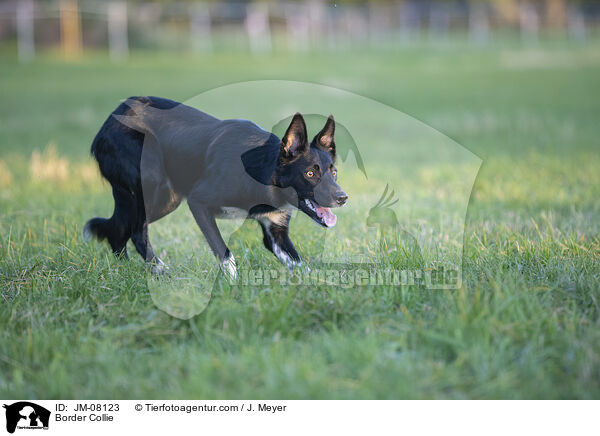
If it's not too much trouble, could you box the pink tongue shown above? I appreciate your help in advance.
[316,206,337,227]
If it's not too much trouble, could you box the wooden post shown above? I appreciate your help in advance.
[17,0,35,62]
[108,2,128,61]
[60,0,82,59]
[545,0,566,28]
[190,3,212,54]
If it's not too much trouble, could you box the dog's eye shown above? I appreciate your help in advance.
[306,170,314,178]
[331,168,337,177]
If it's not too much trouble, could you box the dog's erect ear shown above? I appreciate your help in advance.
[281,113,308,161]
[313,115,336,161]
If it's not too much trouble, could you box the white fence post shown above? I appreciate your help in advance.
[519,2,539,43]
[369,2,388,47]
[245,2,272,55]
[190,3,212,54]
[567,5,586,42]
[399,1,419,44]
[108,1,128,61]
[307,0,325,51]
[469,1,489,44]
[285,2,309,52]
[429,2,450,42]
[17,0,35,62]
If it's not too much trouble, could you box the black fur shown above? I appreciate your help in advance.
[85,97,347,275]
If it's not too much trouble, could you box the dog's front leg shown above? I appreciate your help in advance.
[188,199,237,281]
[259,218,302,270]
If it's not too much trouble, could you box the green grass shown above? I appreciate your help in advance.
[1,41,600,399]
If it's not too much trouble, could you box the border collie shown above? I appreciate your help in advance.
[84,96,347,278]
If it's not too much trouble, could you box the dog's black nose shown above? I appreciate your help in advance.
[335,192,348,206]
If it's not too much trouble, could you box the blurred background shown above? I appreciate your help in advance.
[0,0,598,61]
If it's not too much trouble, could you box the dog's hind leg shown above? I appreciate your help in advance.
[140,137,182,224]
[108,185,136,258]
[85,184,135,259]
[131,223,168,275]
[130,196,169,274]
[145,179,182,224]
[187,198,236,281]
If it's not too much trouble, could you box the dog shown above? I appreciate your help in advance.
[84,96,347,278]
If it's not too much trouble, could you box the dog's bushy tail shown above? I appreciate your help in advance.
[83,217,111,242]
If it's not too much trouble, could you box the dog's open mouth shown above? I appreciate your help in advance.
[300,198,338,228]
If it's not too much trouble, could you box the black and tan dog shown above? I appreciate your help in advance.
[84,97,347,278]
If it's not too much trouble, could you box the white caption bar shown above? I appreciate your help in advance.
[1,400,597,435]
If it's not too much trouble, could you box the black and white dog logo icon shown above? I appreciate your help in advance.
[3,402,50,434]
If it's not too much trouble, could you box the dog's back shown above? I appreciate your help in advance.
[90,96,180,189]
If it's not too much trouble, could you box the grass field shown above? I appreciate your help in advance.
[1,41,600,399]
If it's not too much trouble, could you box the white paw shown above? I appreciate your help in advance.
[297,262,310,273]
[221,254,238,282]
[151,258,170,275]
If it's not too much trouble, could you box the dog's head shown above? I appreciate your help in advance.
[276,113,348,227]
